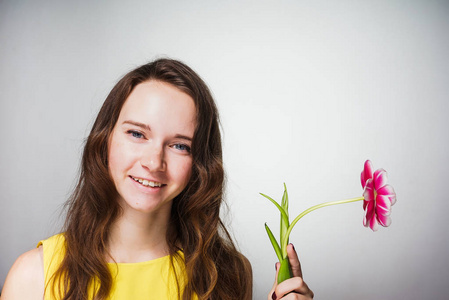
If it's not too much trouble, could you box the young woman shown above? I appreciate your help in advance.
[2,58,313,299]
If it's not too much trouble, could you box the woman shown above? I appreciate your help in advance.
[2,58,313,299]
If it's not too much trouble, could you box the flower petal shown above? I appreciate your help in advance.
[364,199,375,221]
[363,179,374,202]
[377,213,391,227]
[376,195,391,216]
[363,204,372,227]
[361,160,373,188]
[363,200,369,210]
[373,169,388,190]
[369,214,379,231]
[377,184,397,205]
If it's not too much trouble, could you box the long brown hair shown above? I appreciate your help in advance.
[51,58,252,299]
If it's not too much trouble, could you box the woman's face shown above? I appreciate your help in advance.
[108,80,196,214]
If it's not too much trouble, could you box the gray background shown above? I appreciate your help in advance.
[1,1,448,299]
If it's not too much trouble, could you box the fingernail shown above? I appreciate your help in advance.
[290,243,295,251]
[271,291,277,300]
[275,262,277,270]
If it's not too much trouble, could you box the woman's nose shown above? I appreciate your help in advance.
[140,145,166,172]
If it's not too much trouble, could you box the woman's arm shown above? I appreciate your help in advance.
[268,244,314,300]
[2,246,44,300]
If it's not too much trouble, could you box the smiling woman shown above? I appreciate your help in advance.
[2,58,254,300]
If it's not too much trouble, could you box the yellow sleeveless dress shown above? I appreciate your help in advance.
[38,234,197,300]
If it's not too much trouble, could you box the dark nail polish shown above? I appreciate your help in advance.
[272,291,277,300]
[290,243,295,251]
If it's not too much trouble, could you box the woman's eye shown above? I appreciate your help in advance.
[173,143,191,153]
[127,130,144,139]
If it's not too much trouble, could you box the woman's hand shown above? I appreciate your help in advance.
[268,244,314,300]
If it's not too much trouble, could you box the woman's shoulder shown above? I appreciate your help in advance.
[1,246,44,299]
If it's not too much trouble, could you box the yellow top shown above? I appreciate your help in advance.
[38,234,196,300]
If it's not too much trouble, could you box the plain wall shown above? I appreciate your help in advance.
[1,0,448,299]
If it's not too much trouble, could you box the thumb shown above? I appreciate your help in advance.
[287,243,303,278]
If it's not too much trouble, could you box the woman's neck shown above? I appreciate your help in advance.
[106,203,172,263]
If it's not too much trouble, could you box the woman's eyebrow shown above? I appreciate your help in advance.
[174,134,193,142]
[123,120,193,141]
[122,120,151,131]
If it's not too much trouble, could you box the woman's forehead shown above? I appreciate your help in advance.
[117,81,197,134]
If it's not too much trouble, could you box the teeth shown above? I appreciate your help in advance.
[132,176,162,187]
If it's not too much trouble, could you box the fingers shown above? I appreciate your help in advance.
[273,277,314,299]
[268,262,280,300]
[278,293,313,300]
[287,243,303,278]
[274,262,280,283]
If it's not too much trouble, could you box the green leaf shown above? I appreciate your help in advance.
[265,223,283,262]
[280,184,289,251]
[260,193,289,221]
[281,183,289,212]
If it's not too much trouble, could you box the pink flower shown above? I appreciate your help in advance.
[361,160,397,231]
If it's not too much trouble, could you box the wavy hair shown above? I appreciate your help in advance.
[51,58,252,299]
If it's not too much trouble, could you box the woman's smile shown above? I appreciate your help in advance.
[130,176,164,188]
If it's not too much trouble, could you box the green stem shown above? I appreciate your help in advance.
[281,196,365,251]
[278,257,293,284]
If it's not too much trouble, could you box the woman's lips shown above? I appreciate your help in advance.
[130,176,165,188]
